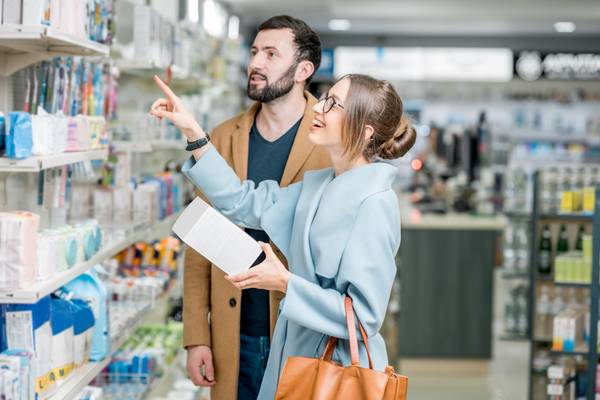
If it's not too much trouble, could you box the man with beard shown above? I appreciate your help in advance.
[182,16,331,400]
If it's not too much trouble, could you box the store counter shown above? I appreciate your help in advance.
[391,202,506,362]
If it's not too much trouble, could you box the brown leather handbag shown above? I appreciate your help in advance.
[275,296,408,400]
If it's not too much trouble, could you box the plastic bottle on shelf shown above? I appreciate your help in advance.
[516,285,528,335]
[516,223,530,272]
[536,285,553,339]
[538,224,553,276]
[541,168,558,214]
[551,287,566,337]
[503,223,516,271]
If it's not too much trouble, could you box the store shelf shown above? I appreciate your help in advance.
[550,349,590,357]
[553,281,591,288]
[539,213,594,222]
[46,286,175,400]
[499,333,529,342]
[112,141,153,153]
[500,269,529,279]
[0,212,180,304]
[497,128,600,146]
[0,25,109,76]
[150,140,185,150]
[504,211,532,219]
[0,149,108,172]
[45,357,112,400]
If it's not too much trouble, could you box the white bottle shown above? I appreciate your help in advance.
[536,285,553,339]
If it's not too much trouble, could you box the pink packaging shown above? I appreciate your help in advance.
[0,211,40,289]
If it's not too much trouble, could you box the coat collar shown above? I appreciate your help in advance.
[231,91,318,184]
[301,162,399,279]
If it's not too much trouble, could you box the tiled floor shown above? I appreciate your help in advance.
[403,270,530,400]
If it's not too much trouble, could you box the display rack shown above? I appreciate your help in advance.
[0,210,181,303]
[45,285,177,400]
[0,25,109,76]
[0,149,108,172]
[526,171,600,400]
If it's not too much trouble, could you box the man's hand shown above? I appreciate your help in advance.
[186,345,216,387]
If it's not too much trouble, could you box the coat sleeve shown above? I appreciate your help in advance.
[281,191,400,339]
[181,145,302,235]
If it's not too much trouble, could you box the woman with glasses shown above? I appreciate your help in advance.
[150,73,416,399]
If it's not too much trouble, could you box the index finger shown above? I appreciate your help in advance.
[154,75,179,102]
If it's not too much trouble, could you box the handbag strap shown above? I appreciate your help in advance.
[320,296,375,370]
[345,296,373,369]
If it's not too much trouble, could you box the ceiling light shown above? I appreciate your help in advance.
[554,22,576,33]
[328,19,351,31]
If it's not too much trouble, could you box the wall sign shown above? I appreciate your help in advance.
[516,51,600,81]
[333,47,514,82]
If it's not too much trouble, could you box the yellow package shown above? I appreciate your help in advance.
[583,187,595,213]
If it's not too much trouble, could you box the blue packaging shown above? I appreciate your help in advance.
[6,112,33,159]
[70,298,95,367]
[50,297,75,381]
[0,113,5,156]
[63,268,110,361]
[2,296,54,395]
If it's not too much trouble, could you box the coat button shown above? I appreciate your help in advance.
[229,298,237,307]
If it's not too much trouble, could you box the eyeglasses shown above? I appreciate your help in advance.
[319,94,345,114]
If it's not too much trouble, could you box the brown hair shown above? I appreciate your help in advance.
[340,74,416,160]
[258,16,321,84]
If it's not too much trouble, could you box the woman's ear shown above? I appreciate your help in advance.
[295,60,315,84]
[364,125,375,142]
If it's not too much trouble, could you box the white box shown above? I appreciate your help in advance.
[22,0,45,25]
[173,197,262,275]
[2,0,21,24]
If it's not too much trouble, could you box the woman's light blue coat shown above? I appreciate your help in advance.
[182,146,401,399]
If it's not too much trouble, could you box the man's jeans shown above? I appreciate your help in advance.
[238,334,271,400]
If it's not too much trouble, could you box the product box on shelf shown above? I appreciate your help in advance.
[133,183,158,224]
[0,350,34,400]
[49,296,75,382]
[63,268,110,362]
[0,211,40,290]
[5,112,33,160]
[70,298,95,368]
[0,113,6,156]
[552,307,585,352]
[0,296,54,396]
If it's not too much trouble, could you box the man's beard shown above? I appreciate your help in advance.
[247,62,297,103]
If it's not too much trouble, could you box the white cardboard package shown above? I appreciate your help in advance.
[172,197,262,275]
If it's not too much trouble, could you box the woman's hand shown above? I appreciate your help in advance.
[149,75,206,142]
[225,242,291,293]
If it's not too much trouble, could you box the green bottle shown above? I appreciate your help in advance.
[557,225,570,255]
[538,224,553,275]
[575,225,585,251]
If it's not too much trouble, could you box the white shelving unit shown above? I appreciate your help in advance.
[0,210,181,304]
[0,25,109,76]
[45,286,176,400]
[0,149,109,172]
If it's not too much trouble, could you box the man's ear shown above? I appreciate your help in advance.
[295,60,315,84]
[364,125,375,142]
